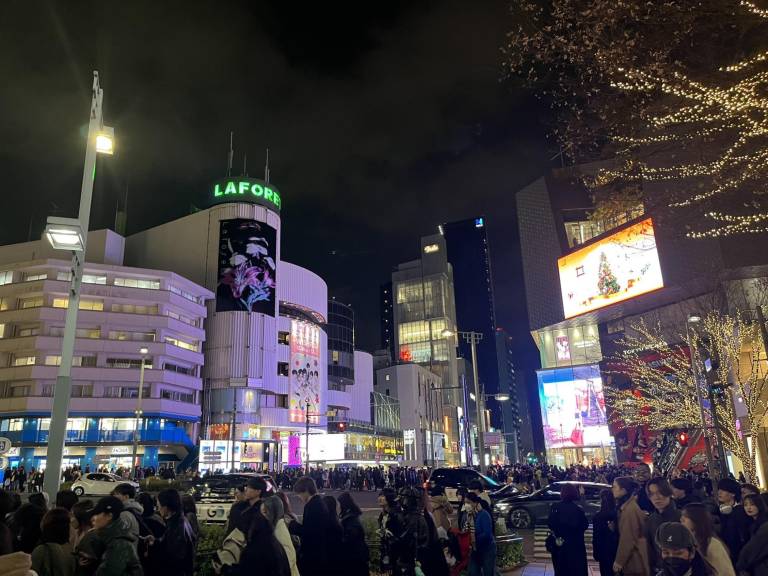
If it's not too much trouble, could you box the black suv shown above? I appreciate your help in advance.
[426,468,501,503]
[187,473,277,501]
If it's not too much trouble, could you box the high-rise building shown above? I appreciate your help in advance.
[441,217,516,452]
[379,282,395,362]
[392,233,462,465]
[495,328,523,463]
[327,299,355,400]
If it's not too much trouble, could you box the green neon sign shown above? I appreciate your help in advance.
[210,178,282,212]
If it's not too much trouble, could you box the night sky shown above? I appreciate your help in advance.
[1,1,551,386]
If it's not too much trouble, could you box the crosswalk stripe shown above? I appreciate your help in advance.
[532,526,594,560]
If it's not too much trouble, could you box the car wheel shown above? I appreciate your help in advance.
[73,486,85,496]
[508,507,533,529]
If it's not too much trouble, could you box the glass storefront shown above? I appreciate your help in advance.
[535,324,602,369]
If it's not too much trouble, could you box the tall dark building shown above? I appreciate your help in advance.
[379,282,395,362]
[495,328,523,462]
[440,218,505,430]
[327,299,355,422]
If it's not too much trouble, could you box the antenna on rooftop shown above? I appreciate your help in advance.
[227,131,234,176]
[264,148,270,184]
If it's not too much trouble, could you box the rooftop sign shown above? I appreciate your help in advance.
[209,178,281,212]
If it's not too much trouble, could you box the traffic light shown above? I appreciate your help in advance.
[677,431,689,447]
[338,422,346,432]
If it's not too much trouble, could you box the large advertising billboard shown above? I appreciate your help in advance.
[537,364,613,449]
[216,219,277,315]
[558,218,663,319]
[288,320,322,424]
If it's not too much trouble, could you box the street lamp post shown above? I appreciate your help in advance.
[43,71,114,500]
[443,329,486,473]
[131,347,149,479]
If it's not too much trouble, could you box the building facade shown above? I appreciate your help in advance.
[379,282,395,363]
[495,328,522,462]
[0,230,211,471]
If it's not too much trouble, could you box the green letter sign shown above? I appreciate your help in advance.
[210,177,282,212]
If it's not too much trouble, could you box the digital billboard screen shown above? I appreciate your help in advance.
[216,219,277,315]
[288,320,322,424]
[558,218,663,319]
[537,364,613,449]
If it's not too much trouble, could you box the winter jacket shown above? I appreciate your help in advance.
[719,504,751,564]
[615,496,650,576]
[274,519,300,576]
[93,518,143,576]
[236,531,291,576]
[592,508,618,567]
[644,502,681,573]
[547,500,589,576]
[430,495,453,534]
[31,542,76,576]
[340,511,369,576]
[154,512,195,576]
[0,551,36,576]
[290,494,331,576]
[117,500,143,543]
[737,521,768,576]
[702,537,735,576]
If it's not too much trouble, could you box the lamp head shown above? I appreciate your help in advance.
[44,217,85,252]
[95,126,115,155]
[139,347,149,355]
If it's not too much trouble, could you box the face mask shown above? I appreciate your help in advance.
[720,504,733,515]
[662,557,692,576]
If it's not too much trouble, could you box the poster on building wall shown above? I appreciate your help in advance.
[288,320,322,424]
[216,219,277,315]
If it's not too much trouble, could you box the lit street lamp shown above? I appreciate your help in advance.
[42,71,114,500]
[442,328,488,473]
[131,347,149,479]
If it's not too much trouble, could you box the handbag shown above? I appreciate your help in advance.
[544,531,564,554]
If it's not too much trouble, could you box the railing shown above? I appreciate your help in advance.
[2,428,193,445]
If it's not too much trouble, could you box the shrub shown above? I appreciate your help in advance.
[195,523,227,576]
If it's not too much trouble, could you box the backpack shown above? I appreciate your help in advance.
[212,527,247,573]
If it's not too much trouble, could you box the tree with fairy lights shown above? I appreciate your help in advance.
[505,0,768,238]
[605,313,768,482]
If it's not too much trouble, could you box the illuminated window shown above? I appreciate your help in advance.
[114,278,160,290]
[53,298,103,311]
[278,331,290,345]
[166,309,196,326]
[0,271,12,285]
[12,355,36,366]
[24,272,47,282]
[20,297,44,309]
[111,304,159,315]
[108,330,155,342]
[18,325,40,337]
[164,336,199,352]
[169,285,199,303]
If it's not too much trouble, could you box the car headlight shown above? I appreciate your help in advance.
[495,502,511,511]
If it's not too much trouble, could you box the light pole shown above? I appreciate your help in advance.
[131,347,149,479]
[443,329,486,473]
[43,71,114,500]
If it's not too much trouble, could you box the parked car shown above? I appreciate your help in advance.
[489,482,520,500]
[71,473,140,496]
[425,467,501,503]
[493,480,610,529]
[187,473,277,524]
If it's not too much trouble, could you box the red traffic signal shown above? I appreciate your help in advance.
[338,422,346,432]
[677,432,689,446]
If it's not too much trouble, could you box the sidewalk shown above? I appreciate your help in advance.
[507,562,603,575]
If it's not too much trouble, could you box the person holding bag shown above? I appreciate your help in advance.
[547,483,588,576]
[612,476,650,576]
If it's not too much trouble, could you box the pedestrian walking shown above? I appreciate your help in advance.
[645,478,681,573]
[89,496,143,576]
[592,489,619,576]
[429,485,453,536]
[680,503,735,576]
[31,508,76,576]
[547,483,588,576]
[151,489,196,576]
[237,512,291,576]
[655,522,710,576]
[743,493,768,537]
[260,495,300,576]
[289,476,331,576]
[717,478,750,563]
[467,492,496,576]
[612,476,650,576]
[338,492,369,576]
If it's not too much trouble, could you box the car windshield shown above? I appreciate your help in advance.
[480,474,500,488]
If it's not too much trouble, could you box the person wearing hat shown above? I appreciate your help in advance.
[717,477,750,563]
[655,522,710,576]
[89,496,143,576]
[237,476,268,534]
[671,479,701,510]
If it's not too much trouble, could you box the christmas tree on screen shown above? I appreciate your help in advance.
[597,252,620,296]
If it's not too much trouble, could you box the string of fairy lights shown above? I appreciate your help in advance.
[591,3,768,238]
[608,314,768,480]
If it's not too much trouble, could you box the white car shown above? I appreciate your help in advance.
[71,473,139,496]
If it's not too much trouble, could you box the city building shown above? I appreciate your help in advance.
[495,328,522,462]
[375,363,445,467]
[379,282,395,362]
[327,299,355,415]
[516,165,768,476]
[0,229,212,471]
[391,233,462,465]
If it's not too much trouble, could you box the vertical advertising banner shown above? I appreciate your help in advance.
[216,219,277,315]
[288,320,322,423]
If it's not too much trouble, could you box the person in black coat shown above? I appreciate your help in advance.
[644,478,681,574]
[717,477,751,563]
[290,476,331,576]
[671,478,702,510]
[238,512,291,576]
[153,489,196,576]
[338,492,370,576]
[592,489,619,576]
[547,483,589,576]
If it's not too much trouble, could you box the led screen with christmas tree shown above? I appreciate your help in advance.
[557,218,664,318]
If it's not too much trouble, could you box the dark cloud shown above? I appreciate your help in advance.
[0,0,548,380]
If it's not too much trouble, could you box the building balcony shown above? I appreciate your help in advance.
[0,395,200,420]
[1,426,193,446]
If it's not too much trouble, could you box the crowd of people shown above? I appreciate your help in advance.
[548,462,768,576]
[0,481,199,576]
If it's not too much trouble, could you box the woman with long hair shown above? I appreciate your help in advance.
[238,513,291,576]
[592,489,619,576]
[743,493,768,537]
[612,476,650,576]
[547,483,589,576]
[681,503,734,576]
[31,507,76,576]
[338,492,370,576]
[260,495,299,576]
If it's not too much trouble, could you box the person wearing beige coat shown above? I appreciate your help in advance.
[429,488,454,535]
[612,477,650,576]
